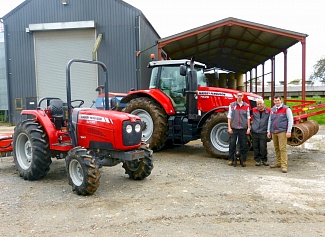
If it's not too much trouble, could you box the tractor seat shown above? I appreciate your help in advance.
[49,99,63,117]
[48,99,64,129]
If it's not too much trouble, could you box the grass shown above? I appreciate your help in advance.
[264,97,325,124]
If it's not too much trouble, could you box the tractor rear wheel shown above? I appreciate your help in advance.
[13,120,52,180]
[125,97,168,150]
[202,112,229,158]
[122,149,154,180]
[66,147,100,196]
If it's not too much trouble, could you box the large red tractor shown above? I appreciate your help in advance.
[12,59,153,195]
[119,59,261,158]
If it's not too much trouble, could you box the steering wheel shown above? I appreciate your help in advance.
[71,99,84,108]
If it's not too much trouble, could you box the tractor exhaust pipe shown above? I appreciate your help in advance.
[180,59,199,120]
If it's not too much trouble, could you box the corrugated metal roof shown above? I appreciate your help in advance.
[158,17,308,73]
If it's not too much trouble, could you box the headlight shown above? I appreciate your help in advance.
[126,124,132,133]
[135,124,141,133]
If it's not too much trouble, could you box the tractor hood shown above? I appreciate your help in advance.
[75,108,142,150]
[76,109,140,127]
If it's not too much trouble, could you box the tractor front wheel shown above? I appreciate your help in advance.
[122,149,154,180]
[124,97,168,150]
[66,147,100,196]
[13,120,52,180]
[202,112,229,158]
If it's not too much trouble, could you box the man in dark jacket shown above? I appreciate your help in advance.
[227,92,251,167]
[251,99,270,166]
[267,96,293,173]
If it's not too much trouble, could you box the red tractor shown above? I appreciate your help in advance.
[118,59,261,158]
[12,59,153,195]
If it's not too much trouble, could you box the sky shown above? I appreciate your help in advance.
[1,0,325,83]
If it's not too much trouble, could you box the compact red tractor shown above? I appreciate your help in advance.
[118,59,261,158]
[11,59,153,195]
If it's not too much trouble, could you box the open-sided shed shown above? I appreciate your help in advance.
[157,17,308,100]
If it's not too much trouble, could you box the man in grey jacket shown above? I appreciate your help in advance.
[267,96,293,173]
[251,99,270,166]
[227,92,251,167]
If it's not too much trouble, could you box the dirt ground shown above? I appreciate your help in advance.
[1,124,325,237]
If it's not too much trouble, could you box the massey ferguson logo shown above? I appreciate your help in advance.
[79,115,114,124]
[198,91,233,98]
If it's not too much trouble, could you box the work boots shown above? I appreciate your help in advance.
[270,163,281,168]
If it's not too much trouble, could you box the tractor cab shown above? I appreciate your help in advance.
[148,60,207,112]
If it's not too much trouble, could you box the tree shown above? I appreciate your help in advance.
[309,57,325,82]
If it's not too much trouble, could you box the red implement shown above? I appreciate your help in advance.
[0,133,13,155]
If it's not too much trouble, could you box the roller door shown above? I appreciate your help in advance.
[34,29,97,107]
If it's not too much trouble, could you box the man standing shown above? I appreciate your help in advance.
[267,96,293,173]
[251,99,270,166]
[227,92,251,167]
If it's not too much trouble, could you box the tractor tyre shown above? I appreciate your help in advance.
[201,112,229,158]
[124,97,168,150]
[66,147,100,196]
[13,120,52,180]
[122,148,154,180]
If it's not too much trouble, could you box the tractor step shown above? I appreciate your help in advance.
[52,142,72,147]
[51,142,73,151]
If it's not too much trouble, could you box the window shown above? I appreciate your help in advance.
[15,98,23,110]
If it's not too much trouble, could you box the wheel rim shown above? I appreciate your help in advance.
[131,109,153,142]
[210,122,229,152]
[16,133,33,170]
[69,159,84,186]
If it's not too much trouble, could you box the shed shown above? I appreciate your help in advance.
[2,0,160,125]
[157,17,308,101]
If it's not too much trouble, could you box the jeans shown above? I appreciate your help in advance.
[229,128,248,162]
[252,132,268,162]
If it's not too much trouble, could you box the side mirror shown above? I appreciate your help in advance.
[110,97,117,110]
[180,65,186,76]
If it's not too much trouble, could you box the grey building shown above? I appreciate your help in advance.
[0,31,9,121]
[2,0,160,125]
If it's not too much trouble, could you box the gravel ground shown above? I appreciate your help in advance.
[1,124,325,237]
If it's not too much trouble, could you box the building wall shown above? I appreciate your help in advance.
[3,0,160,124]
[0,32,8,111]
[138,15,159,89]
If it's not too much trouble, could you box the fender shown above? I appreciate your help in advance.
[120,89,176,115]
[197,106,229,129]
[21,109,61,147]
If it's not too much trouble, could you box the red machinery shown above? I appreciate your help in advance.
[0,133,12,157]
[287,99,325,146]
[117,58,325,157]
[0,59,153,196]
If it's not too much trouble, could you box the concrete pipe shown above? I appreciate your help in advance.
[219,73,227,88]
[235,73,244,87]
[237,85,245,91]
[228,79,237,89]
[228,72,235,80]
[205,73,218,87]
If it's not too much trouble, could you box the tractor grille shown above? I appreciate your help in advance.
[122,120,142,146]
